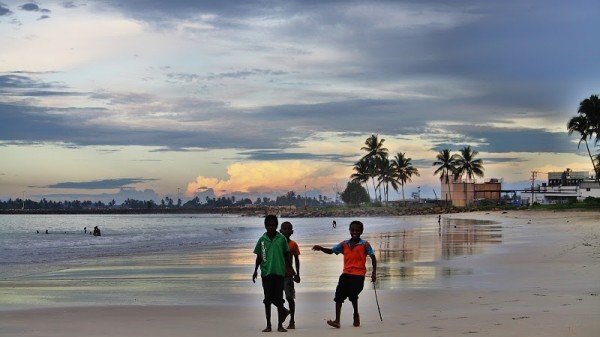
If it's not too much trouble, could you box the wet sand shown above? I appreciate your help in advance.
[1,210,599,336]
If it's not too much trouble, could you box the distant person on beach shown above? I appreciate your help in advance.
[280,221,300,329]
[93,226,101,236]
[84,227,87,234]
[332,220,337,228]
[252,214,290,332]
[312,220,377,328]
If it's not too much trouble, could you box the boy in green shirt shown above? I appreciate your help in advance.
[253,214,290,332]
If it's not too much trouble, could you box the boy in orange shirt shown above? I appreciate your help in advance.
[280,221,300,329]
[312,220,377,328]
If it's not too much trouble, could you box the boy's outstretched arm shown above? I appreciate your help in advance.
[312,245,333,254]
[252,255,261,283]
[370,254,377,283]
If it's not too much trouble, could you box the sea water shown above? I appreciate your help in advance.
[0,213,502,308]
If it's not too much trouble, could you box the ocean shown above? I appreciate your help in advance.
[0,213,502,308]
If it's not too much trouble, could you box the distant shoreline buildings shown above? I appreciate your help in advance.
[440,168,600,206]
[521,169,600,205]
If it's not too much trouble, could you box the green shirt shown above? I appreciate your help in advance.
[254,232,288,277]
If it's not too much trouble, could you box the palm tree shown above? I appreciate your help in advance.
[350,159,371,200]
[391,152,420,204]
[360,135,388,202]
[577,94,600,143]
[376,154,396,203]
[433,149,458,206]
[454,146,485,182]
[571,94,600,179]
[567,115,598,177]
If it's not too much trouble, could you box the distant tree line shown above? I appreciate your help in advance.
[0,191,337,210]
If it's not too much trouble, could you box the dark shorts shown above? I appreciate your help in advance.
[334,273,365,303]
[284,277,295,300]
[262,274,285,306]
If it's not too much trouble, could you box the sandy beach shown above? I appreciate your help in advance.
[1,210,599,337]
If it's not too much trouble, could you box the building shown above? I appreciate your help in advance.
[440,176,502,207]
[521,169,600,205]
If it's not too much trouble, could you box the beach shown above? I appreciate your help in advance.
[1,210,599,337]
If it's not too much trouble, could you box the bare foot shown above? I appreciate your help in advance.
[280,308,290,323]
[353,313,360,327]
[287,322,295,329]
[277,326,288,332]
[262,326,272,332]
[327,320,340,328]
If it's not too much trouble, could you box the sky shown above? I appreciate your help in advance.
[1,0,599,204]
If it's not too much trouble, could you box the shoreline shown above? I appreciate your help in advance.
[1,210,599,336]
[0,204,535,217]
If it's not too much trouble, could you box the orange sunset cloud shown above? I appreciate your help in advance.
[185,161,349,197]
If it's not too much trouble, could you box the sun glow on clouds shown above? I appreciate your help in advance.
[185,161,347,198]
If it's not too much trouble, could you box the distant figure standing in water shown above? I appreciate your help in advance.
[84,227,87,234]
[332,220,337,228]
[93,226,101,236]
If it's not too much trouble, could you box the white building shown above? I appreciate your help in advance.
[521,169,600,205]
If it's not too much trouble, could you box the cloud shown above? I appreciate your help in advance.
[18,2,51,20]
[241,150,352,162]
[185,161,347,197]
[19,3,41,12]
[41,178,157,190]
[2,0,599,203]
[0,4,12,16]
[32,188,160,204]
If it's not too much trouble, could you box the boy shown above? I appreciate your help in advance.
[280,221,300,329]
[312,220,377,328]
[253,214,290,332]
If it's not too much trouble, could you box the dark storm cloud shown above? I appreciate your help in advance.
[0,73,59,90]
[240,150,353,162]
[42,178,157,189]
[430,126,575,154]
[0,4,12,16]
[19,3,41,11]
[3,1,598,159]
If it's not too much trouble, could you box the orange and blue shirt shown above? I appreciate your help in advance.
[331,239,375,276]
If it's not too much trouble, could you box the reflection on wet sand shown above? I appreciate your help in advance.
[373,218,502,288]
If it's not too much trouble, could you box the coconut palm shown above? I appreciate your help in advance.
[360,135,388,202]
[567,115,598,177]
[454,146,484,182]
[376,154,396,203]
[391,152,420,203]
[571,94,600,179]
[433,149,458,206]
[350,159,371,200]
[577,94,600,143]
